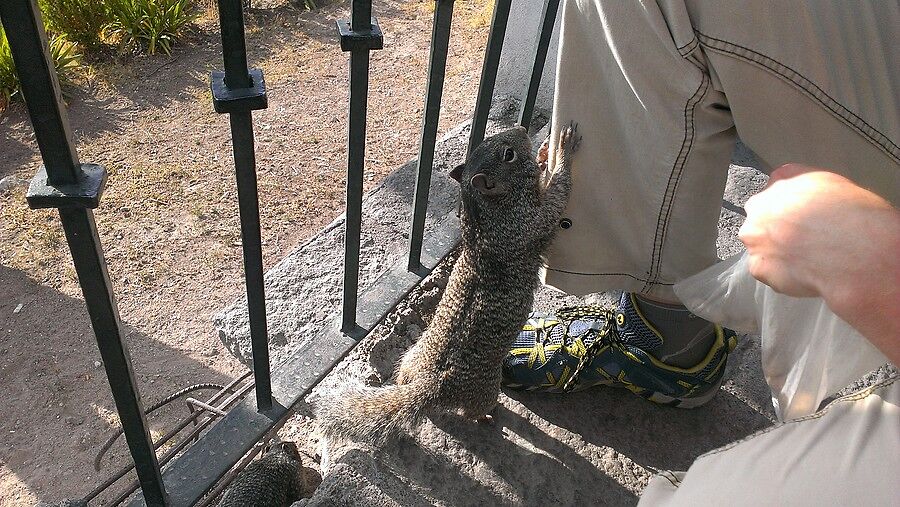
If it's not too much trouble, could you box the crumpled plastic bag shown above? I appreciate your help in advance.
[674,251,888,420]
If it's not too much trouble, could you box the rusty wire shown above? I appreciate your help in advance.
[81,371,254,505]
[93,383,227,472]
[102,376,256,505]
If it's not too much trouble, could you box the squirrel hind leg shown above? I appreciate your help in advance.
[458,391,499,423]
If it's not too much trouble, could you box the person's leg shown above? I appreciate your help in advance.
[504,0,899,403]
[639,377,900,505]
[544,0,899,292]
[542,0,737,299]
[683,0,900,205]
[503,0,739,404]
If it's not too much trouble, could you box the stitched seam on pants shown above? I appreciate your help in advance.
[696,375,898,460]
[659,470,681,488]
[643,74,710,292]
[696,31,900,164]
[677,37,699,56]
[544,267,676,285]
[650,74,711,289]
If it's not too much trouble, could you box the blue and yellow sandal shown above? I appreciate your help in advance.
[501,292,738,408]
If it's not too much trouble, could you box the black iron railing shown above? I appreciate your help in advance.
[0,0,168,504]
[0,0,560,504]
[209,0,272,412]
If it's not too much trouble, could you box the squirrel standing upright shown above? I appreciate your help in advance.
[316,124,581,444]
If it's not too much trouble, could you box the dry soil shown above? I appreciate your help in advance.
[0,1,493,504]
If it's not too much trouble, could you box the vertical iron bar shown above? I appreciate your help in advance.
[350,0,372,31]
[216,0,251,89]
[0,1,167,504]
[0,0,79,185]
[467,0,513,157]
[59,209,169,507]
[215,0,271,410]
[341,32,371,334]
[229,111,272,410]
[518,0,560,130]
[408,0,455,272]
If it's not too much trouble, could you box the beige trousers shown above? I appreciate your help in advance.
[543,0,900,300]
[638,376,900,506]
[545,1,900,502]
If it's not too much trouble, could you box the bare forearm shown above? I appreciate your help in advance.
[819,206,900,365]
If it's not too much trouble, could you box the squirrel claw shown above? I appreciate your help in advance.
[558,121,581,157]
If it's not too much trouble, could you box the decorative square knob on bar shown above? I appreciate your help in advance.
[210,68,268,114]
[337,17,384,52]
[26,163,107,209]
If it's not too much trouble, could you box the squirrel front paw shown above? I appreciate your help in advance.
[557,121,582,164]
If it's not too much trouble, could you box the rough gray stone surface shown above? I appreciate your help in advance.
[495,0,561,117]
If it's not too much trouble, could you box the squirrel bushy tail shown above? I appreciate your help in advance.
[316,375,439,445]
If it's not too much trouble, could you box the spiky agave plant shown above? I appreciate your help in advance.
[0,26,81,110]
[106,0,198,55]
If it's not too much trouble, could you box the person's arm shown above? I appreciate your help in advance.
[739,164,900,365]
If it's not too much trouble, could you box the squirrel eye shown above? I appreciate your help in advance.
[502,147,516,162]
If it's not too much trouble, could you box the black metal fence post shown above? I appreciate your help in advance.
[408,0,455,273]
[210,0,272,411]
[0,1,168,504]
[518,0,560,130]
[467,0,512,156]
[337,0,383,334]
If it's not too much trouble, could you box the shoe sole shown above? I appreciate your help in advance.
[645,372,726,409]
[502,371,725,408]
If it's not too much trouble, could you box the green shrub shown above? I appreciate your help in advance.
[106,0,198,55]
[40,0,112,52]
[0,27,16,109]
[0,24,81,111]
[48,34,82,83]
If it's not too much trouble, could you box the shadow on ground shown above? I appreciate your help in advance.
[0,265,236,505]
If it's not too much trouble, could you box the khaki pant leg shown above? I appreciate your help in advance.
[685,0,900,205]
[544,0,900,299]
[639,377,900,506]
[543,0,737,300]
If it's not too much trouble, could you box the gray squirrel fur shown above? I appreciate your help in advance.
[315,124,581,445]
[218,441,320,507]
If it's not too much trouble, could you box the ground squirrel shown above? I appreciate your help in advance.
[316,124,580,444]
[218,441,321,507]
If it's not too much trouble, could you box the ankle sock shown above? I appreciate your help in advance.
[632,294,717,368]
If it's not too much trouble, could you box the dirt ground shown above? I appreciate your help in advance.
[0,1,493,504]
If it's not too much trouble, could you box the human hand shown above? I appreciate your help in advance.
[739,164,900,360]
[740,164,896,298]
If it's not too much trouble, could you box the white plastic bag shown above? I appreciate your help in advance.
[674,252,888,420]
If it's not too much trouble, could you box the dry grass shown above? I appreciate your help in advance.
[409,0,495,27]
[0,189,69,284]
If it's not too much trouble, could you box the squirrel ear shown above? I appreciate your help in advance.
[449,164,464,183]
